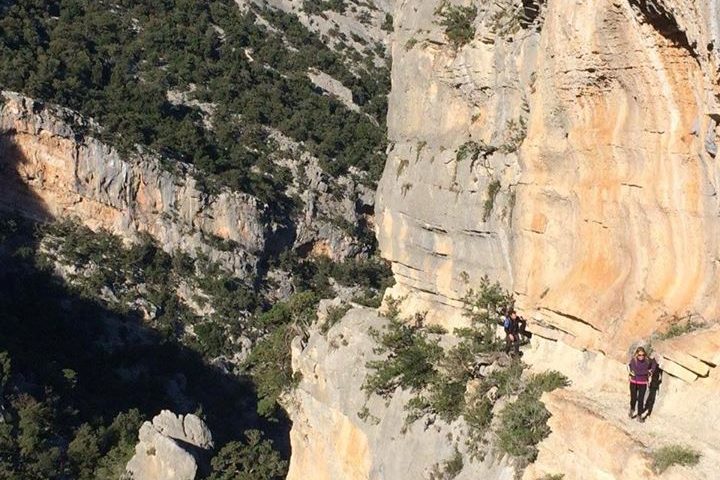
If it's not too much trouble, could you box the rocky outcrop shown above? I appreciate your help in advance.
[287,307,720,480]
[285,308,515,480]
[271,130,376,262]
[376,0,720,355]
[521,333,720,479]
[126,410,214,480]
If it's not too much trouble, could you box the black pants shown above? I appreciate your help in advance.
[505,335,519,356]
[629,382,647,415]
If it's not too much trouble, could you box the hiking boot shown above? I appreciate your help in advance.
[637,415,645,423]
[628,408,636,419]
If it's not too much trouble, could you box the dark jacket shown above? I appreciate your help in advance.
[628,357,653,384]
[503,316,519,336]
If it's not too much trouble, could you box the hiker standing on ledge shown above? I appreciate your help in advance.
[628,346,654,423]
[504,309,521,357]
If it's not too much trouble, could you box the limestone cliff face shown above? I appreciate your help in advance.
[376,0,720,354]
[0,92,267,274]
[0,92,373,275]
[287,311,720,480]
[285,309,515,480]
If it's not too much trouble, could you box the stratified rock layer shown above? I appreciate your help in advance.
[288,1,720,479]
[0,91,375,273]
[376,0,720,354]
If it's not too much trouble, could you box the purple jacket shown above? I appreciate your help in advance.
[628,357,653,384]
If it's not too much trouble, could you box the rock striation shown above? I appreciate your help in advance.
[126,410,214,480]
[376,0,720,355]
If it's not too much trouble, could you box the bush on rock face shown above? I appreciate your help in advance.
[651,444,701,473]
[435,2,478,47]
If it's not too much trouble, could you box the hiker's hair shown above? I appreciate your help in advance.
[634,346,647,356]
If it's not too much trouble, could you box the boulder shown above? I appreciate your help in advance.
[126,410,213,480]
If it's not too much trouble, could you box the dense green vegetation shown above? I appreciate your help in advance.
[40,219,257,358]
[435,1,477,47]
[0,0,389,204]
[0,216,288,479]
[362,279,568,468]
[651,444,701,473]
[302,0,347,15]
[496,371,569,462]
[208,429,287,480]
[0,213,393,477]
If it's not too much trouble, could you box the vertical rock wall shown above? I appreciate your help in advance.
[376,0,720,353]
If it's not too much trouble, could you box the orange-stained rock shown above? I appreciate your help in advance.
[375,0,720,359]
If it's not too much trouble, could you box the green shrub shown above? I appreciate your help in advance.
[496,371,569,462]
[193,322,228,358]
[651,444,701,473]
[463,395,493,439]
[496,394,550,461]
[208,429,287,480]
[487,359,526,397]
[456,140,495,165]
[363,279,569,471]
[381,13,394,32]
[659,318,706,340]
[429,447,464,479]
[246,291,320,416]
[407,377,467,424]
[525,371,571,395]
[321,303,351,334]
[363,319,444,397]
[246,325,299,417]
[435,2,478,47]
[302,0,347,14]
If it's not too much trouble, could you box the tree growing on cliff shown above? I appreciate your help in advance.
[435,2,478,47]
[361,279,568,470]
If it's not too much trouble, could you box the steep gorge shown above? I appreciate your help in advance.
[1,0,720,478]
